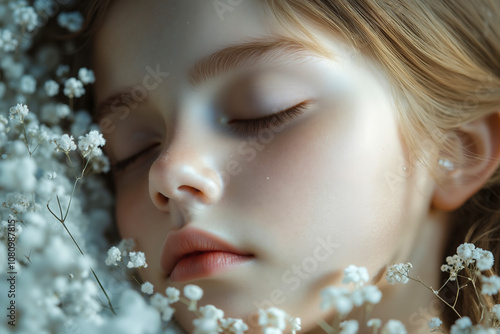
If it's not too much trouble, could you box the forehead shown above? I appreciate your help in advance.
[92,0,290,101]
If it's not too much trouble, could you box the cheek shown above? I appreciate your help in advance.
[227,100,420,269]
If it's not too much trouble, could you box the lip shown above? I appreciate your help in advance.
[160,227,254,282]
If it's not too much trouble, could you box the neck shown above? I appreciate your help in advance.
[303,209,451,334]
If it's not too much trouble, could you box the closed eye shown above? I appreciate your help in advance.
[227,100,311,135]
[112,143,161,172]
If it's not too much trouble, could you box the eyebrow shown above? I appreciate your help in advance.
[96,35,333,119]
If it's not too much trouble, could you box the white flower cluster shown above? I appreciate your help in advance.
[428,317,442,331]
[480,275,500,296]
[63,77,85,98]
[13,5,39,32]
[321,265,382,316]
[52,133,77,153]
[0,29,18,52]
[0,3,142,333]
[9,103,29,123]
[258,307,301,334]
[386,263,413,285]
[78,129,106,157]
[57,11,84,32]
[441,243,495,281]
[104,239,147,269]
[448,316,499,334]
[78,67,96,85]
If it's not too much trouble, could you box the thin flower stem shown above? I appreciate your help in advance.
[56,195,63,219]
[317,319,334,334]
[452,279,461,308]
[178,297,202,317]
[365,303,374,323]
[59,220,116,315]
[407,276,462,318]
[21,123,32,157]
[47,150,117,315]
[469,276,486,321]
[436,276,452,293]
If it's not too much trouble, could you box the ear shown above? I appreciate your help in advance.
[432,111,500,211]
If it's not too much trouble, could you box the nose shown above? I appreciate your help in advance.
[148,139,224,221]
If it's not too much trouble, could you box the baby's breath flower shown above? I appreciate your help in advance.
[165,287,180,304]
[150,293,169,312]
[473,248,494,271]
[63,77,85,98]
[193,317,219,334]
[386,263,412,285]
[117,238,136,256]
[13,6,38,32]
[457,243,475,265]
[381,320,407,334]
[342,265,369,287]
[199,305,224,321]
[44,80,59,96]
[104,246,121,266]
[360,285,382,304]
[367,319,382,329]
[441,255,464,281]
[320,286,353,314]
[20,74,36,94]
[9,103,29,123]
[221,318,248,334]
[56,64,70,77]
[0,157,36,192]
[78,130,106,158]
[340,320,359,334]
[41,103,70,124]
[480,275,500,295]
[258,307,287,331]
[52,134,77,153]
[492,304,500,319]
[0,29,18,52]
[78,67,95,85]
[161,306,175,322]
[450,317,472,334]
[184,284,203,301]
[184,284,203,311]
[263,328,283,334]
[140,282,154,295]
[127,251,147,268]
[57,11,83,32]
[290,317,301,334]
[34,0,57,15]
[428,317,442,331]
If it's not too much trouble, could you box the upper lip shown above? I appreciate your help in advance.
[160,227,253,277]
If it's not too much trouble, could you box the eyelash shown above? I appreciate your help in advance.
[112,101,309,172]
[227,101,309,135]
[112,144,160,172]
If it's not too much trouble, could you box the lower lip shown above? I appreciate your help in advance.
[169,252,253,282]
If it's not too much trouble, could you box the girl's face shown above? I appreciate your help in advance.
[93,0,440,332]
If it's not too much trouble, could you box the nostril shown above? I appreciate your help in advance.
[178,185,202,197]
[156,193,169,207]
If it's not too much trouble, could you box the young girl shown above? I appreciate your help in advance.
[85,0,500,332]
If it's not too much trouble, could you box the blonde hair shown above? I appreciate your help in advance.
[262,0,500,326]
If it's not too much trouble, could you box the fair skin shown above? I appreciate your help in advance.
[92,1,500,333]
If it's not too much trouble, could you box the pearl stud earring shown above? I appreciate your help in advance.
[438,158,454,170]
